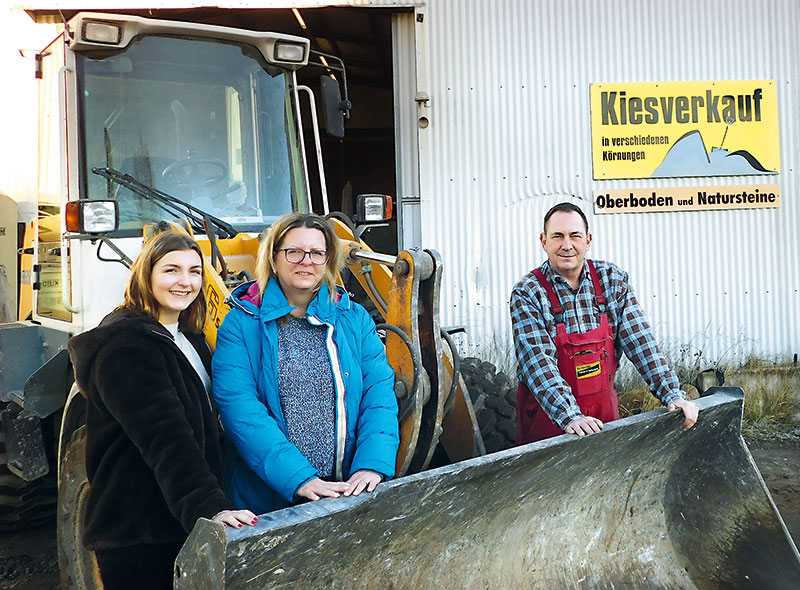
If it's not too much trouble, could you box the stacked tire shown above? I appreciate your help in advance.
[460,358,518,453]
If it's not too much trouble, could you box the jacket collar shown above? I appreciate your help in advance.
[228,278,351,323]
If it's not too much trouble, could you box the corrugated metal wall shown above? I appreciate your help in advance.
[21,0,421,11]
[416,0,800,370]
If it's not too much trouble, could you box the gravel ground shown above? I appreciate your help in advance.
[0,522,58,590]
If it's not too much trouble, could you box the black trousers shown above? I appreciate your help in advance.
[94,541,184,590]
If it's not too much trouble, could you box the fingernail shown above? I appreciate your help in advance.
[238,523,243,528]
[251,520,257,525]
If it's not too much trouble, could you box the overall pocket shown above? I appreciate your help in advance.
[569,348,609,397]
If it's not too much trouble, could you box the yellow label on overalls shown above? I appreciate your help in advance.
[576,362,602,379]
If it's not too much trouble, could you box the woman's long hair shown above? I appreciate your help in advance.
[121,230,207,332]
[255,213,344,299]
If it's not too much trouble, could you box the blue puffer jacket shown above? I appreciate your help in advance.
[212,278,399,515]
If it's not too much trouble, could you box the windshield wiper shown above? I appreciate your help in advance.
[91,166,238,239]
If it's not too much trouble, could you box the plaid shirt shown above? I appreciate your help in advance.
[510,259,684,429]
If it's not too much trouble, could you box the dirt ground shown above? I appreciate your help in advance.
[749,444,800,541]
[0,445,798,589]
[0,523,58,590]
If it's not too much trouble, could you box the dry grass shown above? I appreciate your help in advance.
[617,385,665,418]
[741,381,799,426]
[617,363,800,429]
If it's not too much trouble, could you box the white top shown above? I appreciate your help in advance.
[163,323,212,394]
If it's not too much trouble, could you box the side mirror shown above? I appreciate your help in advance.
[65,200,119,234]
[320,75,347,138]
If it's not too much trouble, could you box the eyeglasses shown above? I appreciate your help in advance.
[277,248,328,265]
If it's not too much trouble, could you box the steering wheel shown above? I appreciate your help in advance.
[161,157,228,189]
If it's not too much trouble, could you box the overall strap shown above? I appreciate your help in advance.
[534,261,607,324]
[532,268,564,324]
[586,260,608,314]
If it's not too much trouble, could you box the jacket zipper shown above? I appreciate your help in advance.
[307,315,347,481]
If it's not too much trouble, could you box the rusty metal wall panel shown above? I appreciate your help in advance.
[415,0,800,369]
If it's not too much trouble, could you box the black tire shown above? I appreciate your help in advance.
[57,426,102,590]
[0,403,57,532]
[460,358,518,453]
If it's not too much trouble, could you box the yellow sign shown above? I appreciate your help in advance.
[576,362,601,379]
[590,81,780,180]
[593,184,780,214]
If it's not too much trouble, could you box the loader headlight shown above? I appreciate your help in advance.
[81,20,123,45]
[274,42,306,63]
[65,200,119,234]
[356,194,393,223]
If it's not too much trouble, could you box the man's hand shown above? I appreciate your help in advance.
[668,399,699,430]
[564,415,604,436]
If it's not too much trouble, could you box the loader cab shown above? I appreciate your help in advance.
[77,26,311,234]
[32,14,328,330]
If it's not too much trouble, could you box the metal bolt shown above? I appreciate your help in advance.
[394,380,409,400]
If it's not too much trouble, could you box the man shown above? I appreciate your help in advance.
[510,202,698,443]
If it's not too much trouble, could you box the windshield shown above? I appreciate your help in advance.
[77,34,308,234]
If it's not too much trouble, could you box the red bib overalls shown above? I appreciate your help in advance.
[516,261,619,444]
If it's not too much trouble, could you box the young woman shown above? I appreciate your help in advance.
[212,212,399,515]
[68,230,256,590]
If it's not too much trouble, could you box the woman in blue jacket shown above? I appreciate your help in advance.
[212,213,399,515]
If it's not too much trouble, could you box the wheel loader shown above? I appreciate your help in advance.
[0,11,797,590]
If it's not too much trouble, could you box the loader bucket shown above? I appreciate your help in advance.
[174,389,800,589]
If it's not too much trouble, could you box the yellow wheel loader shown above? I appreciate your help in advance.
[0,11,797,590]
